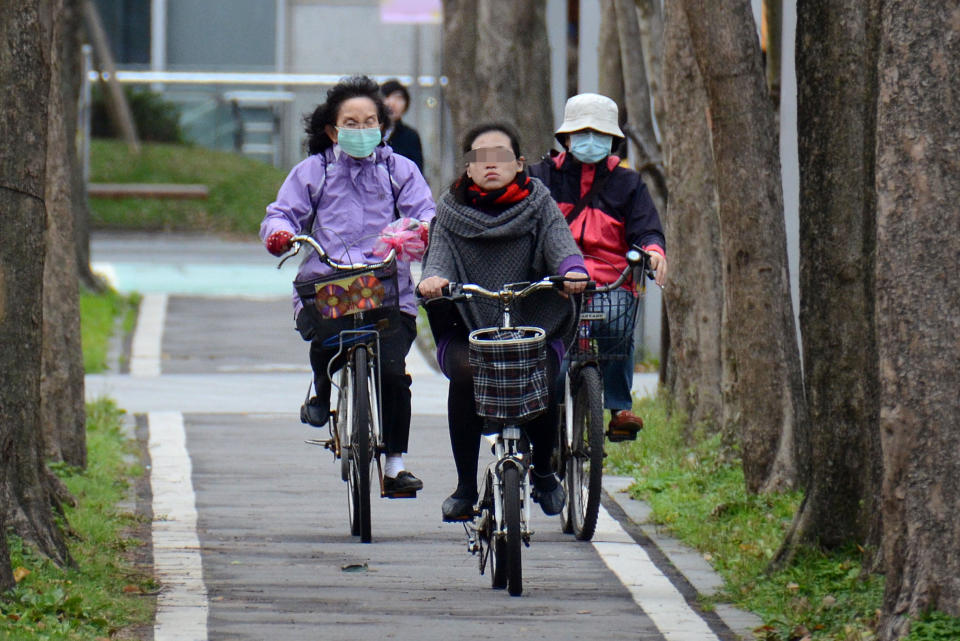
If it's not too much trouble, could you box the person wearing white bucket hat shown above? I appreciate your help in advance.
[529,93,667,442]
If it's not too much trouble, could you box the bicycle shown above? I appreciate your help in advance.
[558,248,652,541]
[278,234,417,544]
[423,276,572,597]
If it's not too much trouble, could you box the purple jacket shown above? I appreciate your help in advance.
[261,144,435,316]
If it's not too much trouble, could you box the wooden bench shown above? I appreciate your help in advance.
[87,183,209,199]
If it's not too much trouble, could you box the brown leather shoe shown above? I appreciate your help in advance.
[607,410,644,442]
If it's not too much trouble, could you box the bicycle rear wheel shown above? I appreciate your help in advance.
[565,365,604,541]
[503,465,523,596]
[481,471,507,589]
[348,347,373,543]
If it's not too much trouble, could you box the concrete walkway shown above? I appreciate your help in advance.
[87,233,761,640]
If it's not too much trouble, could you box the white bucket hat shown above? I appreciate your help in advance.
[555,93,624,142]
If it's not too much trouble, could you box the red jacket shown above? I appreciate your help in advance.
[529,151,665,285]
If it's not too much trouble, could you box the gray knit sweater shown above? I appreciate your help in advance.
[421,178,584,338]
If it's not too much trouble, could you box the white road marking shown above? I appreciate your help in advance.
[593,507,720,641]
[130,293,167,377]
[149,411,208,641]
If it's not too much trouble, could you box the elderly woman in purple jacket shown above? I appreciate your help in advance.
[260,76,435,495]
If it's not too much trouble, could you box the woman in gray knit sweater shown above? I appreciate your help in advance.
[418,122,588,522]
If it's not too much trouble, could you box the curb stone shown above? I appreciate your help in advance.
[603,475,764,640]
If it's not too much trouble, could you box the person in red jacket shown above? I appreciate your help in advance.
[529,93,667,440]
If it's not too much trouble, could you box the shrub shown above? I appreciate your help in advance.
[91,85,184,144]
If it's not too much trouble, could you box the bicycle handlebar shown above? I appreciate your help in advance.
[277,234,397,272]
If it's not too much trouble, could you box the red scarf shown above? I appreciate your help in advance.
[464,172,532,209]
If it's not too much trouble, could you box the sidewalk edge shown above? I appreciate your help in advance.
[602,475,764,641]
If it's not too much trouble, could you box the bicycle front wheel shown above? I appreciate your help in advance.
[349,347,373,543]
[565,365,604,541]
[503,465,523,597]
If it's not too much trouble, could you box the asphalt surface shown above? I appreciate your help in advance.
[86,232,759,641]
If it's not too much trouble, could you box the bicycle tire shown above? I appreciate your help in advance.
[559,374,574,534]
[566,365,604,541]
[351,347,373,543]
[338,370,351,483]
[503,464,523,596]
[483,470,507,589]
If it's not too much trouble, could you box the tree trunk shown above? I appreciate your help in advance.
[599,0,626,144]
[762,0,782,108]
[774,0,883,566]
[0,1,72,571]
[614,0,666,217]
[442,0,554,161]
[635,0,665,128]
[680,0,807,493]
[660,0,723,435]
[875,3,960,637]
[42,0,88,468]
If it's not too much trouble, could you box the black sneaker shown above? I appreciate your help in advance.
[441,493,477,522]
[531,472,566,516]
[300,396,329,427]
[383,470,423,495]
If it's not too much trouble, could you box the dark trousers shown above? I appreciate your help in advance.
[297,307,416,454]
[441,332,561,499]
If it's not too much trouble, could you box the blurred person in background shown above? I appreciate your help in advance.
[381,79,424,173]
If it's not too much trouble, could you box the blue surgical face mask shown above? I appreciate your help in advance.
[337,126,382,158]
[569,131,613,164]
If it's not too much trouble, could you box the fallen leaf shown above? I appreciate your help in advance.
[786,581,800,591]
[576,610,591,614]
[13,567,30,583]
[703,553,713,562]
[123,584,142,594]
[7,614,20,622]
[341,563,369,573]
[822,595,837,608]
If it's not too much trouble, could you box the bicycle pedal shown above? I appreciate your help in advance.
[606,428,640,442]
[304,438,334,448]
[382,490,418,499]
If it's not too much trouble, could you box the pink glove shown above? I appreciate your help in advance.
[265,230,293,256]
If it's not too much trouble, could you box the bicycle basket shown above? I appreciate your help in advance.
[295,265,400,344]
[568,289,640,363]
[468,326,548,424]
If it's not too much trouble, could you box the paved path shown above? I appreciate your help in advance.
[86,233,750,641]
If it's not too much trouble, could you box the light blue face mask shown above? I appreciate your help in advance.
[569,131,613,164]
[337,127,382,158]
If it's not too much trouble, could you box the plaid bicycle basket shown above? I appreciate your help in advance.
[468,326,548,424]
[568,289,641,364]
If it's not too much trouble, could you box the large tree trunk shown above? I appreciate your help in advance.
[0,1,72,579]
[42,0,88,468]
[762,0,782,108]
[775,0,883,565]
[875,3,960,638]
[441,0,554,161]
[680,0,807,493]
[660,0,723,434]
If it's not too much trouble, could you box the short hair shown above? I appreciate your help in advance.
[461,122,522,159]
[380,79,410,107]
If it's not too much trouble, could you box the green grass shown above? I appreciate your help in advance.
[79,288,139,374]
[607,392,889,640]
[89,139,288,234]
[0,399,154,640]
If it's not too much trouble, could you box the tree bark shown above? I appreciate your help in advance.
[680,0,807,493]
[762,0,782,107]
[774,0,883,565]
[599,0,626,142]
[441,0,554,163]
[875,3,960,637]
[635,0,665,128]
[660,0,723,435]
[0,1,72,573]
[42,0,87,468]
[614,0,666,217]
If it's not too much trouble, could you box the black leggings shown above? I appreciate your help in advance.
[442,332,561,499]
[297,307,416,454]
